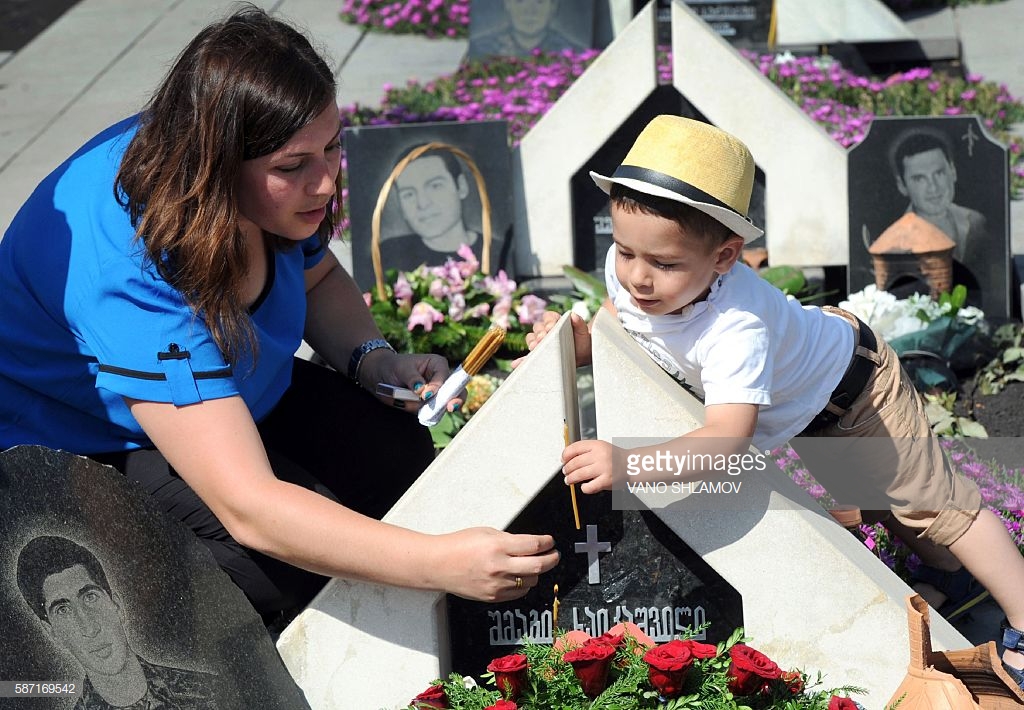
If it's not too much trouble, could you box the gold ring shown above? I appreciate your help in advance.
[514,576,523,589]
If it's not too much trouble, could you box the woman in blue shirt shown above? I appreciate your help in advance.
[0,5,557,618]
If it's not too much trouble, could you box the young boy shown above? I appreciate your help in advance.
[527,115,1024,684]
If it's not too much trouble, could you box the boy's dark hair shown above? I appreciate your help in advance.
[16,536,113,621]
[610,184,733,247]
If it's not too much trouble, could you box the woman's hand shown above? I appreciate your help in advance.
[434,528,560,602]
[361,350,462,413]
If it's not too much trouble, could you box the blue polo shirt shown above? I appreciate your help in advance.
[0,117,325,453]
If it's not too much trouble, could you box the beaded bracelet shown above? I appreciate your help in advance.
[347,338,395,386]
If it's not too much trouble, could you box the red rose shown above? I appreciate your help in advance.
[595,631,626,652]
[828,696,859,710]
[486,653,528,700]
[483,701,517,710]
[410,683,448,709]
[680,639,718,659]
[726,644,782,696]
[563,640,616,697]
[643,640,695,698]
[782,670,805,695]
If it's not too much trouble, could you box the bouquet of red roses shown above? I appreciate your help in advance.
[405,625,875,710]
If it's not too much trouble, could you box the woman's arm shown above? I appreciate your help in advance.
[128,394,559,601]
[301,250,449,401]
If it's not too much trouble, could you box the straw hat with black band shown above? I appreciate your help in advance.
[590,115,763,244]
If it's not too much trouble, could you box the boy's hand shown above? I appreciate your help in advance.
[561,439,619,494]
[514,310,592,368]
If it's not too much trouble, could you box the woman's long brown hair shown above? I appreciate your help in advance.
[115,5,338,365]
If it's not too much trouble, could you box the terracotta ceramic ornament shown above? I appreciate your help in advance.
[887,594,1024,709]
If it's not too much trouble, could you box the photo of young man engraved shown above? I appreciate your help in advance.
[345,120,513,291]
[468,0,591,58]
[380,145,506,271]
[16,536,217,710]
[847,116,1010,317]
[890,126,988,274]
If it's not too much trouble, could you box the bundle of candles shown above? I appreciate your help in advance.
[418,326,506,426]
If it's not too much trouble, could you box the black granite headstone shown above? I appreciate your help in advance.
[467,0,594,59]
[682,0,774,50]
[848,115,1011,317]
[446,474,743,679]
[345,120,514,290]
[0,446,310,710]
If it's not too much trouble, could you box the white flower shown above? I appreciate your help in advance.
[571,300,591,321]
[839,286,987,342]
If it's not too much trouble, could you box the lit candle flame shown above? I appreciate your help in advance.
[553,583,560,630]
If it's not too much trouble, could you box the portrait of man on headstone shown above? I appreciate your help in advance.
[15,535,217,710]
[345,120,514,290]
[467,0,592,59]
[381,144,504,273]
[890,126,987,273]
[848,115,1010,317]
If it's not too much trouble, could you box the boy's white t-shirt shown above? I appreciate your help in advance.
[604,248,854,450]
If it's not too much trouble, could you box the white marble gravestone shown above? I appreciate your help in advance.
[513,0,851,277]
[669,0,850,267]
[279,310,973,709]
[512,1,659,277]
[276,313,580,709]
[588,308,970,709]
[776,0,914,46]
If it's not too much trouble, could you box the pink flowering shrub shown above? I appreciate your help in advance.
[340,0,471,38]
[366,244,549,364]
[744,51,1024,194]
[774,439,1024,580]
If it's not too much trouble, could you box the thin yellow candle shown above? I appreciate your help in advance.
[553,583,560,630]
[564,420,581,530]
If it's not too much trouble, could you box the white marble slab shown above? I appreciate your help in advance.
[588,308,970,709]
[277,313,579,709]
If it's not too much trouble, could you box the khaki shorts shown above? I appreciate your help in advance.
[792,310,981,547]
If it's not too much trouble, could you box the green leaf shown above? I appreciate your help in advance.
[759,265,805,295]
[562,264,608,300]
[1003,347,1024,363]
[957,419,989,438]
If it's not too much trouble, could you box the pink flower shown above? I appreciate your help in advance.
[465,302,491,319]
[456,243,479,277]
[515,294,548,325]
[363,292,373,308]
[448,292,466,321]
[483,270,517,299]
[428,278,447,300]
[394,273,413,304]
[491,296,512,330]
[408,302,445,332]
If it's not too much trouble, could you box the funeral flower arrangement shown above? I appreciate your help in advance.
[366,244,549,365]
[404,625,873,710]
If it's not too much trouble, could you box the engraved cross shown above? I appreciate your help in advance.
[575,524,611,584]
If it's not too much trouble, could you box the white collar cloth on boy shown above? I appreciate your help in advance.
[604,248,855,451]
